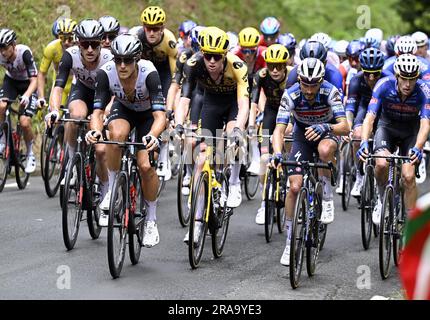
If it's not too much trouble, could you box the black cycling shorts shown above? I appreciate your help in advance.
[0,75,37,117]
[261,106,278,154]
[107,100,154,150]
[287,125,339,176]
[67,80,95,114]
[373,124,419,156]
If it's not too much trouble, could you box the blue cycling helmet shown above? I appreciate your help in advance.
[359,48,385,71]
[277,32,297,53]
[346,39,365,58]
[190,26,205,52]
[260,17,280,36]
[385,35,400,57]
[299,40,327,62]
[179,20,197,37]
[52,20,60,39]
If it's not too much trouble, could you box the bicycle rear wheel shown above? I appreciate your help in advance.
[40,131,50,180]
[86,152,102,240]
[107,172,128,279]
[177,150,191,227]
[61,154,83,250]
[276,171,287,234]
[14,127,29,189]
[211,168,230,258]
[290,188,307,289]
[44,125,65,197]
[188,171,209,269]
[361,165,374,250]
[393,186,405,267]
[129,170,145,265]
[264,170,276,243]
[379,186,393,280]
[341,142,353,211]
[0,122,10,192]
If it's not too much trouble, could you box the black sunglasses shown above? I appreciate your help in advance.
[241,48,257,55]
[103,33,117,41]
[203,53,224,61]
[267,63,286,71]
[114,57,135,65]
[0,43,12,49]
[363,71,381,78]
[79,40,101,49]
[145,26,163,32]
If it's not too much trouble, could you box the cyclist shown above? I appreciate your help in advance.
[177,20,197,53]
[272,57,349,265]
[87,34,166,247]
[259,17,280,47]
[384,35,400,58]
[52,20,60,39]
[0,28,38,173]
[249,44,291,224]
[227,31,239,52]
[37,18,77,110]
[174,27,250,239]
[412,31,429,61]
[310,32,339,68]
[341,48,388,196]
[357,54,430,225]
[286,40,344,98]
[339,39,365,94]
[277,33,299,66]
[46,19,113,199]
[333,39,349,64]
[99,15,120,49]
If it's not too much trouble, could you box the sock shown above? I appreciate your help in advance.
[145,199,157,221]
[26,139,34,155]
[286,219,293,240]
[322,176,333,201]
[250,139,260,162]
[229,163,241,185]
[108,169,117,190]
[260,200,265,209]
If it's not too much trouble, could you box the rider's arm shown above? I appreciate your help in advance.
[175,59,197,126]
[328,88,350,136]
[50,51,73,112]
[273,90,293,153]
[37,45,54,100]
[345,74,360,129]
[147,71,167,138]
[22,50,38,98]
[249,72,262,127]
[166,51,186,112]
[92,70,112,132]
[234,61,250,131]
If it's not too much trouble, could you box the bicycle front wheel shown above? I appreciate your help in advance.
[264,170,276,243]
[393,186,406,267]
[0,122,10,192]
[107,171,128,279]
[188,171,209,269]
[244,172,259,200]
[290,188,307,289]
[44,125,65,197]
[129,170,145,265]
[379,186,393,280]
[86,153,102,240]
[14,127,29,189]
[177,151,191,227]
[341,142,353,211]
[361,165,374,250]
[306,182,323,277]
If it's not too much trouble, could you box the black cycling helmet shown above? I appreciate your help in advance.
[359,48,385,71]
[299,40,327,62]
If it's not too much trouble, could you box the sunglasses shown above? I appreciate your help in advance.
[363,70,382,78]
[203,53,224,61]
[114,57,136,65]
[0,43,11,49]
[267,63,286,71]
[241,48,257,55]
[103,33,117,41]
[59,34,75,42]
[145,26,163,33]
[299,77,323,86]
[79,41,101,49]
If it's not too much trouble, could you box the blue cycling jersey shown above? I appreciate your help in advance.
[286,63,344,98]
[345,70,391,114]
[277,80,346,127]
[367,75,430,126]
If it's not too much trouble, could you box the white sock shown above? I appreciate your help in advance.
[260,200,265,209]
[145,199,157,221]
[229,163,241,185]
[286,219,293,240]
[26,139,34,155]
[322,176,333,201]
[108,170,117,191]
[159,142,168,163]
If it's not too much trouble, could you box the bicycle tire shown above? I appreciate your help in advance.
[14,127,29,189]
[393,185,405,267]
[264,170,276,243]
[177,151,191,227]
[276,171,287,234]
[379,186,393,280]
[59,144,70,207]
[40,132,50,180]
[107,171,128,279]
[0,122,10,192]
[361,165,374,250]
[244,172,259,200]
[188,171,209,269]
[341,142,353,211]
[307,182,323,277]
[61,154,83,250]
[86,151,102,240]
[211,168,230,258]
[129,170,145,265]
[290,188,307,289]
[44,126,65,197]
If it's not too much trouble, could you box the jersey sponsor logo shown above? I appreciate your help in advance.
[425,104,430,110]
[71,48,78,54]
[106,65,112,71]
[332,90,342,104]
[179,52,188,63]
[169,40,177,49]
[103,54,109,59]
[388,103,418,113]
[420,82,430,98]
[294,151,302,162]
[187,57,197,66]
[233,61,244,69]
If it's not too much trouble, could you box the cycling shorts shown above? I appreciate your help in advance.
[0,75,37,117]
[373,124,419,156]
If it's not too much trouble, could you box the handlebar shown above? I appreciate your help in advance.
[281,159,337,186]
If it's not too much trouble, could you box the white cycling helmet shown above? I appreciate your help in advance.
[394,54,420,78]
[333,40,349,58]
[310,32,332,50]
[411,31,429,47]
[128,26,143,36]
[298,57,325,83]
[226,31,239,51]
[395,35,417,55]
[365,28,383,44]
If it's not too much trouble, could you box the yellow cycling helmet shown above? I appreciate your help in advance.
[57,18,77,35]
[238,27,260,48]
[264,44,289,63]
[200,26,229,54]
[140,6,166,25]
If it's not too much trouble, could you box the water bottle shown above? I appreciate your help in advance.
[308,194,314,219]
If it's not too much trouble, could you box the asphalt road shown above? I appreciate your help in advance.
[2,173,426,300]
